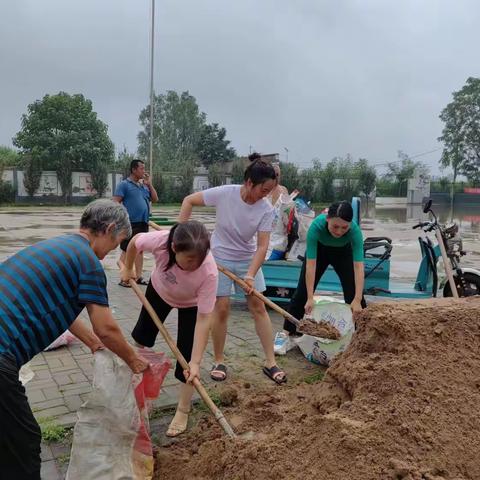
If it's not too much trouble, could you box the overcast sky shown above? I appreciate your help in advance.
[1,0,479,174]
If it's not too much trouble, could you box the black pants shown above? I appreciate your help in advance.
[284,243,367,334]
[120,221,149,252]
[0,353,41,480]
[131,282,197,383]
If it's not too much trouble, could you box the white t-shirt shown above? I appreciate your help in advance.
[202,185,274,261]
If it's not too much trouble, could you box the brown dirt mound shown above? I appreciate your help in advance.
[297,318,341,339]
[154,298,480,480]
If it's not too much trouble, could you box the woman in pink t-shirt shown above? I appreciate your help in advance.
[121,221,218,437]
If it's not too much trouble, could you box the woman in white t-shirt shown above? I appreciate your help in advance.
[120,221,218,437]
[179,154,287,384]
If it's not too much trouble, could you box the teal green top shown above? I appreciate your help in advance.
[306,214,364,262]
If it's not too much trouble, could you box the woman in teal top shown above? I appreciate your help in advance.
[274,201,366,353]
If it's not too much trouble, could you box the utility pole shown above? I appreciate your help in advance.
[148,0,155,175]
[284,147,289,162]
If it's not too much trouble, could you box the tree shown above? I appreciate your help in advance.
[116,148,136,179]
[22,155,42,198]
[138,91,205,173]
[0,146,21,167]
[356,158,377,204]
[231,157,245,184]
[384,151,428,196]
[89,160,109,198]
[318,159,337,202]
[439,77,480,186]
[13,92,114,202]
[279,162,299,193]
[298,168,316,201]
[207,162,223,187]
[198,123,236,167]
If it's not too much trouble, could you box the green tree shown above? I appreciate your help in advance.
[89,160,109,198]
[198,123,236,167]
[356,158,377,204]
[0,146,21,167]
[138,91,205,173]
[207,162,223,187]
[22,154,42,198]
[231,157,245,184]
[279,162,299,193]
[13,92,114,202]
[335,155,358,200]
[116,148,136,179]
[319,159,337,202]
[384,151,428,196]
[298,168,316,201]
[439,77,480,186]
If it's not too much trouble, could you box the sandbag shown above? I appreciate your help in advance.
[296,297,354,366]
[66,349,171,480]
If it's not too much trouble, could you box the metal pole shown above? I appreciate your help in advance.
[148,0,155,175]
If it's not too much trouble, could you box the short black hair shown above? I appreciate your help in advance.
[130,159,145,173]
[327,201,354,222]
[244,152,276,186]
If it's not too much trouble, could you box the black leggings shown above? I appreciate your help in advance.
[131,282,197,383]
[284,242,366,334]
[0,353,41,480]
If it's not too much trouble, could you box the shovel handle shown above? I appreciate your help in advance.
[216,264,300,328]
[129,280,236,438]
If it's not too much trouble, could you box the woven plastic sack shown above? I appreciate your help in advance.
[44,330,77,351]
[66,349,171,480]
[267,193,296,259]
[296,296,355,366]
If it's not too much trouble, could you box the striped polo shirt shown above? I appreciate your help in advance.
[0,234,108,367]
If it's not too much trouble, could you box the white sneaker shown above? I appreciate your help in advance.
[274,332,296,356]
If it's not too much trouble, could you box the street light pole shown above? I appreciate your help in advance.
[148,0,155,175]
[284,147,289,162]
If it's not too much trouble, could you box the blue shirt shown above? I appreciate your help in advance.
[114,178,151,223]
[0,234,108,366]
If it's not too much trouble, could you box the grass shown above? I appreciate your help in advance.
[303,370,325,385]
[38,418,71,443]
[195,388,222,413]
[56,453,70,466]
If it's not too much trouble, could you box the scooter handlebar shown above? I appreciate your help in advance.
[412,221,433,230]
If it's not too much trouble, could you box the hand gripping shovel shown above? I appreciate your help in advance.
[129,280,237,438]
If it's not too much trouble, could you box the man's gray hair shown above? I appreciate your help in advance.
[80,199,132,238]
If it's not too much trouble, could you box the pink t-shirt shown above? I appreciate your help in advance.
[135,230,218,314]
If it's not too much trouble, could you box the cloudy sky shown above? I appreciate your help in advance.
[1,0,479,174]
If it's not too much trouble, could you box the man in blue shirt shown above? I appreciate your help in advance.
[0,199,149,479]
[114,159,158,286]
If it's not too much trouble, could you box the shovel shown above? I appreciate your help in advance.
[129,280,237,438]
[216,265,340,339]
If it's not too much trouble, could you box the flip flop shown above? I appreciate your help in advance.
[136,277,149,285]
[210,363,227,382]
[118,280,131,288]
[263,365,287,384]
[166,408,190,438]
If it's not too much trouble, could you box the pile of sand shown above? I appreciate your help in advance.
[155,298,480,480]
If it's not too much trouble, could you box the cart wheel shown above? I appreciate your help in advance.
[443,272,480,297]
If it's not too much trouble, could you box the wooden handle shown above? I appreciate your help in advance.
[129,280,236,438]
[216,264,300,327]
[148,220,163,231]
